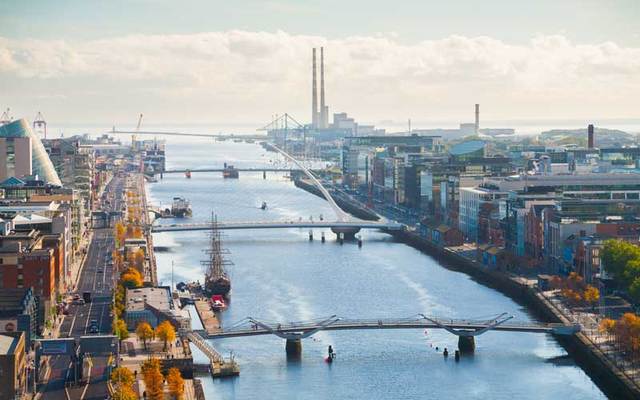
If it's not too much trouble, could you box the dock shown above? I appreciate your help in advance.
[187,330,239,379]
[194,298,221,335]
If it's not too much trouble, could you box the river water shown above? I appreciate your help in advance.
[147,138,605,399]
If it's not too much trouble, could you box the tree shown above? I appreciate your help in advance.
[141,358,164,400]
[111,366,135,387]
[167,367,185,400]
[136,321,155,350]
[111,367,136,400]
[156,320,177,352]
[602,239,640,280]
[113,317,129,341]
[599,318,616,339]
[111,384,137,400]
[114,222,126,247]
[583,285,600,309]
[121,267,143,288]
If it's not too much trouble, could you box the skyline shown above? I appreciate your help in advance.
[1,1,639,128]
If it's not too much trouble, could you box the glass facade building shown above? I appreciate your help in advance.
[0,119,61,186]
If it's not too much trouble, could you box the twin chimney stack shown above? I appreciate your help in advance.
[311,47,328,129]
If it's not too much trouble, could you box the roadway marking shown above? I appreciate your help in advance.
[84,301,94,334]
[68,312,78,337]
[79,357,92,400]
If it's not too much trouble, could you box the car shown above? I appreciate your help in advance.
[73,294,81,300]
[74,298,85,305]
[90,325,98,334]
[97,269,103,273]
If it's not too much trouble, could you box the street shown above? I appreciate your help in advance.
[40,175,124,400]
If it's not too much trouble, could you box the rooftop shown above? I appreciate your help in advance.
[126,286,172,312]
[0,333,21,355]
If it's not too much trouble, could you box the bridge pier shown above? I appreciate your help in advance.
[263,170,266,179]
[285,339,302,358]
[458,336,475,354]
[331,226,360,240]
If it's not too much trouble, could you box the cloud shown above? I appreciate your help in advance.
[1,31,639,124]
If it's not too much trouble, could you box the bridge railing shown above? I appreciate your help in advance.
[215,315,575,335]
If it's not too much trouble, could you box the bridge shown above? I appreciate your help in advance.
[109,129,266,140]
[161,167,301,174]
[151,220,403,233]
[150,143,378,237]
[193,313,581,355]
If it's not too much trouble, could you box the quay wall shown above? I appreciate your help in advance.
[393,230,640,400]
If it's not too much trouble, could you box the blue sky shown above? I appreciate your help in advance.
[0,1,639,127]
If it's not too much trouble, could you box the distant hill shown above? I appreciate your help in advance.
[540,127,637,147]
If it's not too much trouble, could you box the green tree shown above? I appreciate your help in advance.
[113,318,129,341]
[602,239,640,279]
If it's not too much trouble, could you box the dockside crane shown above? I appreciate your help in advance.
[33,112,47,138]
[0,108,12,125]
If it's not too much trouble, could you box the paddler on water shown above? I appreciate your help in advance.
[327,345,335,361]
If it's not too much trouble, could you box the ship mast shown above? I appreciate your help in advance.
[201,214,232,291]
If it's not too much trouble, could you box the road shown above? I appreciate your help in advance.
[40,174,124,400]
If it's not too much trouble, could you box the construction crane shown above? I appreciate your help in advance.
[0,108,12,125]
[33,112,47,138]
[132,113,143,150]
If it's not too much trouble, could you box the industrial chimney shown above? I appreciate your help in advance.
[320,47,328,129]
[474,104,480,135]
[312,48,318,129]
[588,124,594,149]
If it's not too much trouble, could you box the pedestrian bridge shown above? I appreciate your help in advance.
[196,314,580,340]
[151,220,403,233]
[192,313,580,355]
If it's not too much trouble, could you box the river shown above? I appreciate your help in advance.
[147,138,605,399]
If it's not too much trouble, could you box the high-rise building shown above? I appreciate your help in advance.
[588,124,595,149]
[0,119,61,185]
[0,136,31,181]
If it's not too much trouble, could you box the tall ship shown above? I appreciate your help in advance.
[202,216,232,299]
[170,197,192,217]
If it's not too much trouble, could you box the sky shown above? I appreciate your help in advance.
[1,0,639,130]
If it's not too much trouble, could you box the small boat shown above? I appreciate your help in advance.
[223,165,239,179]
[261,201,267,210]
[211,294,227,311]
[171,197,192,218]
[185,170,192,179]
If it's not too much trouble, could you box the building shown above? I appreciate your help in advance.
[0,119,61,185]
[0,136,32,181]
[0,288,38,344]
[0,230,59,319]
[459,186,508,242]
[0,331,27,399]
[125,286,189,330]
